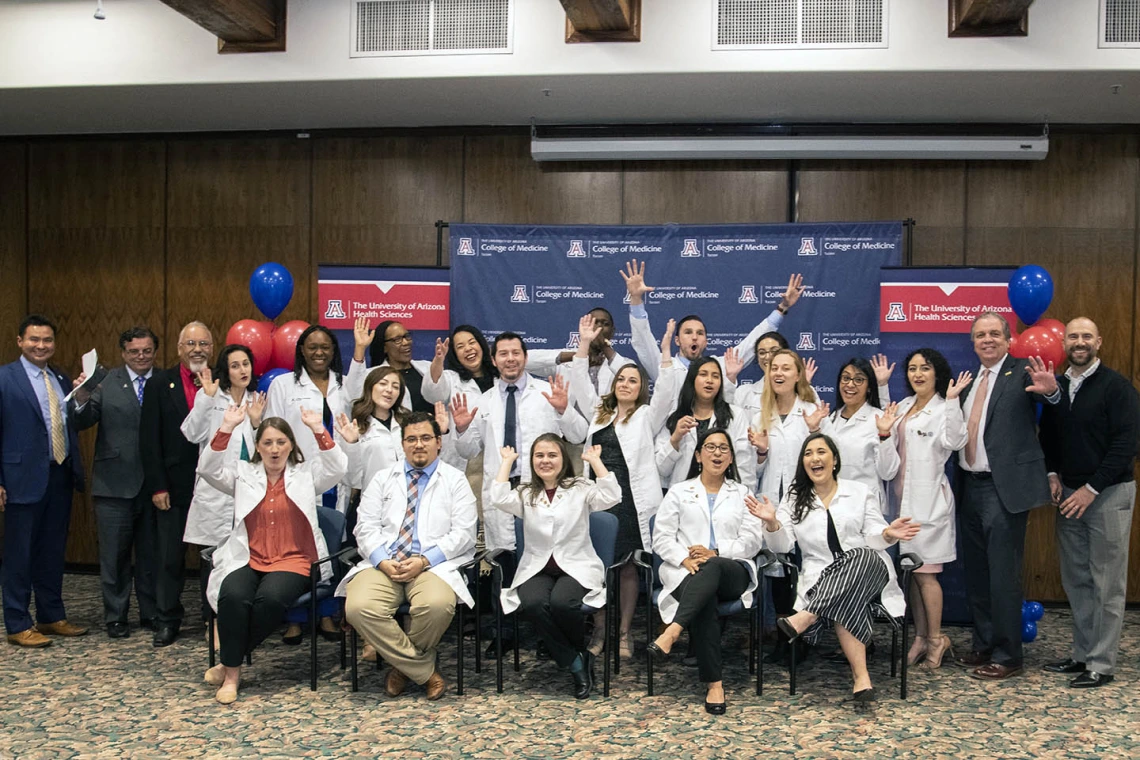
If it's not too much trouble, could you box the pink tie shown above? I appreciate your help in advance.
[964,370,990,467]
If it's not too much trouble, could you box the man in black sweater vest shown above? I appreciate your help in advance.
[1039,317,1139,689]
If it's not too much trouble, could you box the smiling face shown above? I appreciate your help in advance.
[972,315,1010,367]
[756,337,782,374]
[907,352,936,399]
[530,439,564,486]
[401,421,441,468]
[257,425,294,474]
[838,363,869,408]
[18,324,55,368]
[1064,317,1101,369]
[226,350,253,393]
[675,318,708,361]
[767,352,800,398]
[613,365,642,404]
[692,362,722,402]
[178,324,213,373]
[121,335,156,376]
[492,337,526,383]
[384,322,413,365]
[801,437,837,488]
[695,432,733,479]
[452,330,484,374]
[370,371,403,412]
[301,331,335,376]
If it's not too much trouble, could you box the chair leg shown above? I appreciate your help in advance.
[891,627,899,678]
[900,618,909,700]
[473,571,483,675]
[513,613,521,673]
[350,627,359,692]
[310,583,319,692]
[789,632,798,696]
[611,568,620,677]
[756,578,764,696]
[645,582,654,697]
[207,613,216,669]
[749,608,756,675]
[457,604,466,697]
[603,583,612,698]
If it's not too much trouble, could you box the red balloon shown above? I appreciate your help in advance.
[1011,325,1064,369]
[225,320,274,376]
[1034,317,1066,344]
[258,320,277,337]
[271,320,310,370]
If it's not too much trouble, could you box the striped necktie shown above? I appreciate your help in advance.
[393,469,425,561]
[43,370,66,464]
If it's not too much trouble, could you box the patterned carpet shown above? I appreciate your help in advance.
[2,574,1137,759]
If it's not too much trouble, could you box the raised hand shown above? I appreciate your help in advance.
[581,444,603,465]
[335,412,360,444]
[870,353,896,386]
[670,415,698,449]
[449,394,478,433]
[499,446,519,465]
[885,516,921,543]
[781,273,806,310]
[875,402,899,437]
[542,374,570,415]
[577,313,600,357]
[299,406,325,434]
[197,367,219,398]
[71,372,91,406]
[724,347,743,384]
[745,493,778,526]
[803,357,817,385]
[1024,356,1059,396]
[620,259,655,306]
[247,390,267,427]
[220,403,247,433]
[433,401,450,434]
[804,402,830,433]
[748,426,769,454]
[353,316,375,362]
[660,318,676,365]
[945,370,973,400]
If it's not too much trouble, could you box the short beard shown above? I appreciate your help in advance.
[188,359,208,373]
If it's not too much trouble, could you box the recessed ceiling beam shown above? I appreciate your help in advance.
[949,0,1034,37]
[158,0,287,53]
[560,0,641,43]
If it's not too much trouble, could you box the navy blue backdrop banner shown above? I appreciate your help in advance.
[879,266,1016,626]
[450,222,904,396]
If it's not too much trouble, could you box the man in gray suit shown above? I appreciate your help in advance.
[955,312,1060,680]
[71,327,160,638]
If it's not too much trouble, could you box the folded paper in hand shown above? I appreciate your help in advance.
[63,349,108,402]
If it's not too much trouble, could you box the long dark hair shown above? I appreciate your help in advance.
[523,433,581,503]
[213,344,258,394]
[832,357,881,412]
[666,357,733,433]
[788,433,841,524]
[753,330,789,366]
[594,363,648,426]
[903,348,952,398]
[293,325,344,384]
[251,417,305,466]
[684,427,740,482]
[445,324,495,383]
[351,366,410,434]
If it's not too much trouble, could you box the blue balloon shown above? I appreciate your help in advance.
[1026,601,1045,622]
[1007,265,1053,326]
[257,367,289,395]
[1021,620,1038,643]
[250,262,294,320]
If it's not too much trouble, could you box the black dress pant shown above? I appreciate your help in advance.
[154,500,190,627]
[670,557,750,683]
[516,571,587,669]
[216,565,309,667]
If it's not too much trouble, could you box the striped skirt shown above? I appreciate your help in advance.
[802,547,889,646]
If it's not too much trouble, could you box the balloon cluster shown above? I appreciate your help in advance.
[1021,600,1044,642]
[1007,266,1064,368]
[225,263,309,395]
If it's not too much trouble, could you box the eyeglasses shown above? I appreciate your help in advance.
[403,434,438,445]
[839,374,867,386]
[181,341,213,349]
[755,349,778,358]
[124,348,155,357]
[385,334,413,344]
[701,443,732,454]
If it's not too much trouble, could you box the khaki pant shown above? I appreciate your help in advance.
[344,568,456,684]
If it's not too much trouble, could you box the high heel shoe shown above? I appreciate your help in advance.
[906,635,928,666]
[647,640,670,665]
[776,617,800,642]
[922,635,954,670]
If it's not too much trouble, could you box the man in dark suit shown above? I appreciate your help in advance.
[71,326,160,639]
[140,321,213,647]
[1,314,88,648]
[956,311,1060,680]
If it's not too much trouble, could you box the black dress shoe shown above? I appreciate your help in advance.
[138,618,156,632]
[1070,671,1114,689]
[704,700,727,715]
[1043,658,1086,674]
[153,625,179,648]
[107,622,130,639]
[536,639,551,661]
[571,652,594,699]
[647,641,670,665]
[848,687,877,712]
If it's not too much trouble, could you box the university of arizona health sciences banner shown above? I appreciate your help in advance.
[879,266,1016,626]
[450,222,904,396]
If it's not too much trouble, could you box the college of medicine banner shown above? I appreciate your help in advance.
[450,222,905,394]
[879,266,1016,626]
[318,265,450,364]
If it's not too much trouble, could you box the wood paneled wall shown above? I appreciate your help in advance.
[2,129,1138,603]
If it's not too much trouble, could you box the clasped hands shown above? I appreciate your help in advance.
[378,556,429,583]
[682,545,717,574]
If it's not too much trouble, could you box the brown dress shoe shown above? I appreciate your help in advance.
[969,662,1023,681]
[424,670,446,701]
[7,629,52,648]
[36,620,89,637]
[955,650,991,667]
[385,668,410,698]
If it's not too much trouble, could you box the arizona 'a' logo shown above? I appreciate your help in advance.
[510,285,530,303]
[797,237,819,256]
[567,240,587,258]
[796,332,816,351]
[738,286,759,304]
[456,237,476,256]
[566,332,581,349]
[680,239,701,257]
[622,292,631,304]
[885,302,907,322]
[324,300,346,320]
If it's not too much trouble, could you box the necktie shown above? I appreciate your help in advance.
[136,376,146,406]
[394,469,425,561]
[964,369,990,467]
[503,384,518,471]
[43,371,66,465]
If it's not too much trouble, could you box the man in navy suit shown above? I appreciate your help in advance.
[1,314,88,647]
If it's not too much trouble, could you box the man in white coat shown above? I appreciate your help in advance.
[341,412,477,701]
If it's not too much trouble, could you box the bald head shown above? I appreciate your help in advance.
[177,321,214,372]
[1063,317,1101,369]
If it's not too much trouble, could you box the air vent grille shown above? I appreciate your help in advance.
[714,0,887,49]
[1101,0,1140,47]
[352,0,512,57]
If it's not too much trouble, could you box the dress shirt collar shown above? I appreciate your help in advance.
[405,457,440,481]
[20,354,49,378]
[126,367,152,384]
[979,353,1008,374]
[496,373,528,394]
[1065,359,1100,383]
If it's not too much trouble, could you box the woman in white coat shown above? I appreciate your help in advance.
[568,314,678,659]
[648,428,764,715]
[878,348,970,669]
[491,436,621,700]
[349,317,440,414]
[656,357,755,492]
[750,433,920,711]
[343,366,408,493]
[421,324,496,474]
[732,332,816,419]
[197,405,350,704]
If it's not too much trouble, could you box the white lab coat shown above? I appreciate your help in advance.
[179,388,257,546]
[336,459,478,606]
[199,432,347,611]
[527,349,635,416]
[652,477,764,624]
[655,404,755,492]
[881,394,967,565]
[265,365,358,513]
[568,357,679,550]
[345,359,443,412]
[764,478,905,618]
[819,401,898,511]
[490,473,622,614]
[421,369,487,470]
[753,397,819,502]
[454,374,589,552]
[341,415,403,491]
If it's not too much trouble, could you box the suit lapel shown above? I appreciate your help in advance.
[11,362,47,431]
[983,356,1017,427]
[166,366,189,417]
